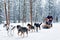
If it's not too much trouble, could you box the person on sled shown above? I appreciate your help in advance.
[43,15,53,29]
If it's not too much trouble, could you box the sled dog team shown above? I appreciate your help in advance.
[3,15,53,37]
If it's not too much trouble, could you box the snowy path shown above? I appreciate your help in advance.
[0,23,60,40]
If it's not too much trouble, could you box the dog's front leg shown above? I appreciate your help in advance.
[21,32,24,38]
[39,27,41,30]
[26,31,28,37]
[20,32,22,36]
[12,29,14,33]
[7,30,9,36]
[36,27,38,32]
[22,32,24,38]
[17,31,20,36]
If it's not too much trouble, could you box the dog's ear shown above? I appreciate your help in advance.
[3,24,7,27]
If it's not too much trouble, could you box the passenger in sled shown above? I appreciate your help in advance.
[43,15,53,29]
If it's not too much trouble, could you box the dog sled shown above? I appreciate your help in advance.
[42,15,53,29]
[42,23,52,29]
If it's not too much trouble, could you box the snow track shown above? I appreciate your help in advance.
[0,23,60,40]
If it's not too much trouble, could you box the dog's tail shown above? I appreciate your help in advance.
[11,26,16,30]
[40,22,42,25]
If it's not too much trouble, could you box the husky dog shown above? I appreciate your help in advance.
[27,24,35,32]
[3,24,9,31]
[3,24,15,31]
[17,25,28,37]
[3,24,16,36]
[34,23,42,32]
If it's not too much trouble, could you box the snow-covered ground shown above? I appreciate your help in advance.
[0,22,60,40]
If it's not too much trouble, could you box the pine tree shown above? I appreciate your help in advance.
[22,0,26,23]
[7,0,10,25]
[30,0,32,25]
[18,0,20,23]
[0,2,3,24]
[4,0,8,24]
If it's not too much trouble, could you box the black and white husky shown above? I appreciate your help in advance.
[3,24,28,37]
[3,24,15,36]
